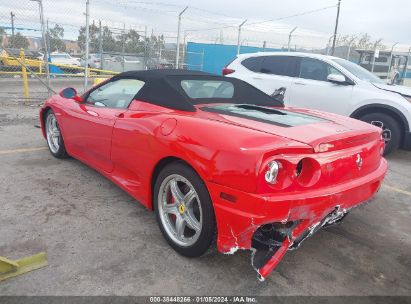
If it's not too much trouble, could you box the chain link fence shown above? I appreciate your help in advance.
[0,0,202,102]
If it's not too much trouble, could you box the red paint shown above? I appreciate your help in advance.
[258,238,290,279]
[40,96,387,279]
[160,118,178,136]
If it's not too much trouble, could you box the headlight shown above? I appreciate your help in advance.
[265,160,280,184]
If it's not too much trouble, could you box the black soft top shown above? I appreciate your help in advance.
[109,69,283,112]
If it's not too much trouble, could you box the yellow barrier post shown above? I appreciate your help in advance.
[20,48,29,99]
[0,252,48,282]
[94,78,108,85]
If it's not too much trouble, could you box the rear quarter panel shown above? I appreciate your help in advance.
[110,107,310,208]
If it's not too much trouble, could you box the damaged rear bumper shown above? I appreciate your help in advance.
[207,158,387,280]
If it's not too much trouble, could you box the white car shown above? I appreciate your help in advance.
[80,53,115,69]
[49,52,81,67]
[224,52,411,155]
[80,53,102,69]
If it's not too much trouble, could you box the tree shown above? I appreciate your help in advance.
[0,27,5,45]
[47,24,66,52]
[78,23,118,53]
[78,23,99,52]
[123,29,144,53]
[147,34,165,53]
[77,23,165,56]
[145,34,165,58]
[101,26,117,52]
[352,34,386,50]
[8,32,29,49]
[356,33,373,49]
[334,33,386,50]
[335,34,357,47]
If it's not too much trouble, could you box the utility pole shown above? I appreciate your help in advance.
[121,23,125,72]
[98,20,103,70]
[144,25,147,69]
[182,31,189,69]
[30,0,51,94]
[287,27,297,52]
[326,35,334,55]
[10,12,15,47]
[46,19,50,53]
[236,19,247,55]
[84,0,90,91]
[331,0,341,56]
[176,6,188,69]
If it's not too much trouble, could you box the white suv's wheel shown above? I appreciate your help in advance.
[360,113,401,156]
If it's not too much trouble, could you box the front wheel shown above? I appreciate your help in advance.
[359,113,401,156]
[154,162,216,257]
[45,109,68,158]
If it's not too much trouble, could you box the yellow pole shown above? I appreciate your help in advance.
[20,48,29,98]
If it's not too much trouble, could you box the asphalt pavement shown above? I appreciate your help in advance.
[0,97,410,296]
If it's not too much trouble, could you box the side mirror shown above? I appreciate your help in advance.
[271,87,286,106]
[59,87,83,102]
[327,74,348,85]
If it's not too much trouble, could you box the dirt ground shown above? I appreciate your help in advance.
[0,98,410,296]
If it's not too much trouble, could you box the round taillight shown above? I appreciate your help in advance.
[295,158,321,187]
[265,160,280,184]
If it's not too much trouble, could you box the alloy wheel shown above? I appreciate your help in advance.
[46,113,61,154]
[158,174,203,247]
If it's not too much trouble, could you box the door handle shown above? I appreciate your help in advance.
[115,112,124,118]
[294,82,306,85]
[86,110,98,116]
[252,77,263,80]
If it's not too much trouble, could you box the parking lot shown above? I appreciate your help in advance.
[0,98,410,296]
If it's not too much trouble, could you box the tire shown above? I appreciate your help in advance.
[154,162,216,257]
[44,109,69,159]
[359,112,401,156]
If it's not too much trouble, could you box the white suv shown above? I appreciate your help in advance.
[224,52,411,155]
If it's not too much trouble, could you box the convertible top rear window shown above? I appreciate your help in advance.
[181,80,234,99]
[107,70,283,112]
[201,104,327,127]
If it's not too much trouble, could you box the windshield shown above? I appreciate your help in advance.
[333,58,384,83]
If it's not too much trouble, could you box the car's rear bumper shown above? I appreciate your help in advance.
[207,158,387,280]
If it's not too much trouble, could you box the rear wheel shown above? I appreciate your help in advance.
[154,162,215,257]
[359,112,401,156]
[45,109,68,158]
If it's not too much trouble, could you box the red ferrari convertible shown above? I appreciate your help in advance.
[40,70,387,280]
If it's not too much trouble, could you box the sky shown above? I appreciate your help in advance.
[1,0,410,51]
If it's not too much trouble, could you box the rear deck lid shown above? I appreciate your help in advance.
[199,104,381,151]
